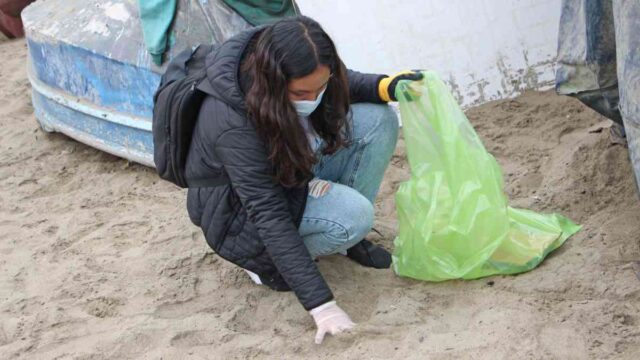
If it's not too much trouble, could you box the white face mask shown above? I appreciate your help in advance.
[292,88,326,117]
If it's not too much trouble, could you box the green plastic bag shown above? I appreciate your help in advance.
[392,71,581,281]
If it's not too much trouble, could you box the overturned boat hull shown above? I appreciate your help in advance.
[23,0,250,167]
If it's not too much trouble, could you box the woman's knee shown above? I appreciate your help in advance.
[352,103,399,146]
[303,186,375,256]
[341,191,375,247]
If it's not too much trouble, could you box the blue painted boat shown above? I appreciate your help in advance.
[23,0,250,166]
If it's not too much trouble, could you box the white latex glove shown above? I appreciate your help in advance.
[309,301,355,344]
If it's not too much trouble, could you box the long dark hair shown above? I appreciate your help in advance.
[242,16,351,188]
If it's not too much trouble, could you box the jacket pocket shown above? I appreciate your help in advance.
[226,206,247,237]
[222,220,265,261]
[217,200,265,261]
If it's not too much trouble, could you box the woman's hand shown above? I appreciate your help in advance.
[378,70,424,102]
[309,301,355,344]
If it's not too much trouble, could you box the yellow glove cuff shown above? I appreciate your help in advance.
[378,70,415,102]
[378,76,393,102]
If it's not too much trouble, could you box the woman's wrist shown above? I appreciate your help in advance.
[309,300,336,315]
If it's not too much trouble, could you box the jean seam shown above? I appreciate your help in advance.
[346,141,365,187]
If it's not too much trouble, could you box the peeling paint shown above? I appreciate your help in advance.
[104,3,131,23]
[297,0,562,107]
[474,79,490,105]
[495,54,513,96]
[446,74,464,105]
[85,19,110,36]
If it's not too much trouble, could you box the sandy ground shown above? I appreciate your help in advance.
[1,38,639,359]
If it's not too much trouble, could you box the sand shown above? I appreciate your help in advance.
[1,38,639,359]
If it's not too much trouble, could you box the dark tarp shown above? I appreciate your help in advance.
[556,0,640,193]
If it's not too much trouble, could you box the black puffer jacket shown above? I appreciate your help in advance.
[185,27,385,311]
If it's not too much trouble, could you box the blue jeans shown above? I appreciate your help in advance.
[300,103,399,258]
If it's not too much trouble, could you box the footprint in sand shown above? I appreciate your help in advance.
[84,297,123,318]
[170,330,219,347]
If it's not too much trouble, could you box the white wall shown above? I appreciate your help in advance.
[297,0,561,107]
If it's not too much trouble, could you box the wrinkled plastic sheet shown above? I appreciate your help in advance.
[392,72,581,281]
[556,0,640,192]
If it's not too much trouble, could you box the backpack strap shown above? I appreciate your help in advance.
[165,45,201,83]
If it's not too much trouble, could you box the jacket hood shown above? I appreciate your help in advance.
[199,26,264,113]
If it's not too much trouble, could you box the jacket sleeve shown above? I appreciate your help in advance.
[346,68,387,104]
[215,125,334,311]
